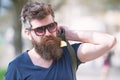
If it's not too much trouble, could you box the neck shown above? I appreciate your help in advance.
[28,48,53,68]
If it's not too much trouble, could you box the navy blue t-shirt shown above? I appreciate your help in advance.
[5,43,82,80]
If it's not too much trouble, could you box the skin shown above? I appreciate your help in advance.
[24,14,116,68]
[65,29,116,62]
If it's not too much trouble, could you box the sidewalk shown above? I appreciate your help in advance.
[76,61,120,80]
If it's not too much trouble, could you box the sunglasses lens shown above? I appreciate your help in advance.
[34,27,44,36]
[48,22,57,33]
[31,22,57,36]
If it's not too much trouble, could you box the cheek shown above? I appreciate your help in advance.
[34,37,42,43]
[31,32,42,43]
[54,31,57,37]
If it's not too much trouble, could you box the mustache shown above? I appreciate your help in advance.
[34,35,63,60]
[43,35,57,41]
[42,35,61,44]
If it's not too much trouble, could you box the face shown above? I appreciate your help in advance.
[28,15,63,60]
[30,15,57,41]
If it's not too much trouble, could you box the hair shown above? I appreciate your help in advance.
[20,1,54,28]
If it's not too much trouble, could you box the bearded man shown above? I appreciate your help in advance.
[5,1,116,80]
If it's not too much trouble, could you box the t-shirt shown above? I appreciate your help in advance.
[5,43,82,80]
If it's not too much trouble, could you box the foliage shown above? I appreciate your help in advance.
[0,69,6,80]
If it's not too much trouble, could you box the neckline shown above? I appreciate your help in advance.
[25,51,55,69]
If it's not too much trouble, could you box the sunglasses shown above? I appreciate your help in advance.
[26,22,57,36]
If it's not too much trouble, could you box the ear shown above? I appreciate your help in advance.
[24,29,32,40]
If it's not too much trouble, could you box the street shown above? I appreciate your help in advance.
[76,61,120,80]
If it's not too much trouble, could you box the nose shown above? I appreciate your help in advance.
[44,29,51,36]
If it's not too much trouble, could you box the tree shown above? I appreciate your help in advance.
[12,0,28,55]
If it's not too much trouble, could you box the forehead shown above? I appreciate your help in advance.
[30,15,54,28]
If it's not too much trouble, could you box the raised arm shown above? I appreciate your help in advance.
[65,28,116,62]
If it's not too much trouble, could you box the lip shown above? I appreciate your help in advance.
[46,39,53,43]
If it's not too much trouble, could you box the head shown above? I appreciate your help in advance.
[21,1,63,60]
[21,1,55,29]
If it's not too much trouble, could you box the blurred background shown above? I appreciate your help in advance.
[0,0,120,80]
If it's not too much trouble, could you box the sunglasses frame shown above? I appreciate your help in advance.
[26,22,57,36]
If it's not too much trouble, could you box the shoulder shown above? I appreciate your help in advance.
[61,43,82,66]
[71,43,81,52]
[62,42,81,49]
[61,43,81,54]
[9,51,28,67]
[5,52,27,80]
[71,43,81,48]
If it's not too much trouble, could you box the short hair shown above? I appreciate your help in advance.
[20,1,54,28]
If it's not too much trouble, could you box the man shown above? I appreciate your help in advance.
[5,1,116,80]
[101,51,113,80]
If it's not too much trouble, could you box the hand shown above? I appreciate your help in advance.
[57,26,66,40]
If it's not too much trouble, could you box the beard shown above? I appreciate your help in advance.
[32,35,63,60]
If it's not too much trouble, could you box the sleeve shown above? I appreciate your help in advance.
[71,43,83,67]
[5,62,21,80]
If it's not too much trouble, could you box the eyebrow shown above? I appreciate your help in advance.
[36,22,55,28]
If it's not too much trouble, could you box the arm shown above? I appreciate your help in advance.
[65,29,116,62]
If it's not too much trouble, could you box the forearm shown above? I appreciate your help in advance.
[65,29,116,49]
[62,27,116,62]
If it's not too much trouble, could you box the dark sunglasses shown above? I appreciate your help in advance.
[26,22,57,36]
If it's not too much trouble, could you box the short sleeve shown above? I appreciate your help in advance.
[5,62,21,80]
[71,43,83,67]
